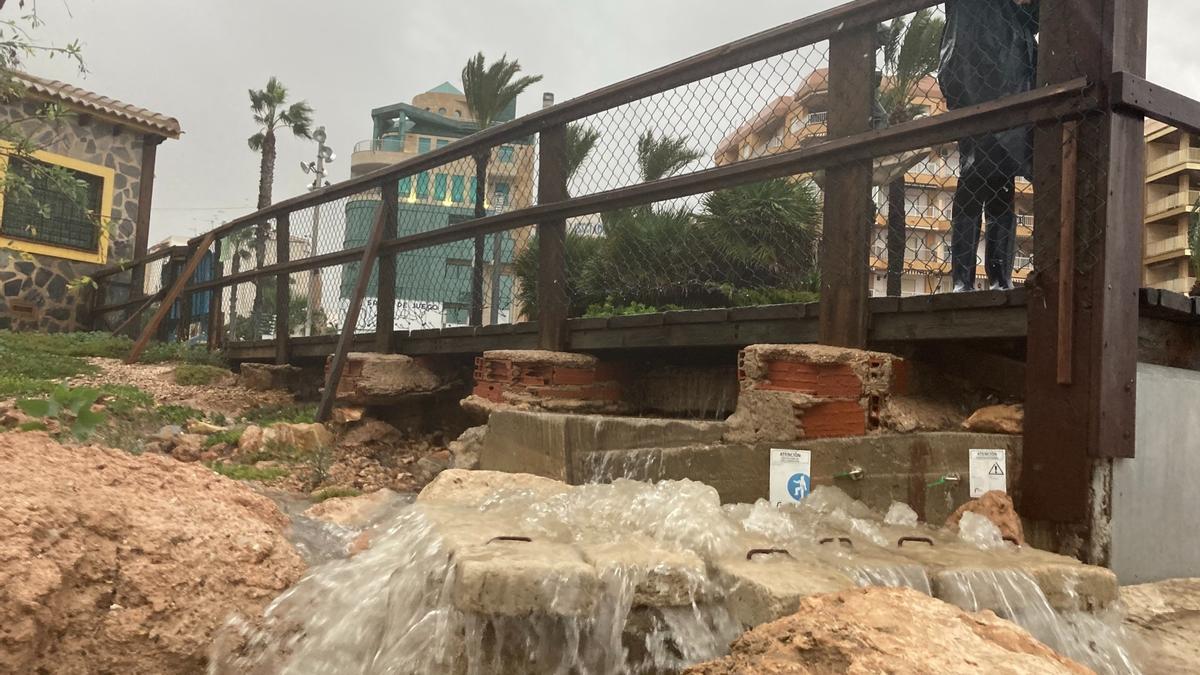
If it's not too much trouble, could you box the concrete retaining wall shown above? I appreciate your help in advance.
[1110,364,1200,583]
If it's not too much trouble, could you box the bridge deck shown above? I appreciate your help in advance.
[225,288,1200,364]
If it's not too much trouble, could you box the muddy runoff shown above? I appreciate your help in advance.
[212,472,1140,675]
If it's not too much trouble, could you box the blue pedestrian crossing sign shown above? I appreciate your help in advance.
[770,448,813,505]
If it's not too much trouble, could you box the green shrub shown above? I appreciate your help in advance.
[241,403,316,426]
[207,461,289,482]
[0,374,57,398]
[17,385,107,439]
[311,487,362,502]
[97,384,155,416]
[157,404,206,426]
[17,420,48,432]
[204,427,245,448]
[141,342,228,367]
[174,364,231,386]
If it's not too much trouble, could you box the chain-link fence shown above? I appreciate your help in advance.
[90,0,1123,349]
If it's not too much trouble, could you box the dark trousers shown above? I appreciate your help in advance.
[950,152,1018,290]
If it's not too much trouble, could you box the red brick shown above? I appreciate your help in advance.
[799,399,867,439]
[550,367,597,386]
[472,383,506,402]
[760,360,863,398]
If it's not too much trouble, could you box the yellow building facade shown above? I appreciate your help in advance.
[1143,120,1198,294]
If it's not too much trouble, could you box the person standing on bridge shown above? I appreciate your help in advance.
[938,0,1039,292]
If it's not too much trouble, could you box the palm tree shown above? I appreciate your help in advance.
[223,228,255,342]
[461,53,543,325]
[246,77,313,334]
[878,10,944,296]
[635,130,703,182]
[565,123,601,189]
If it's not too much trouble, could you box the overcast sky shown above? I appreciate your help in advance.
[21,0,1200,243]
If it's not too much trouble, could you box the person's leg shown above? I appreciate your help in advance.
[983,174,1018,290]
[950,139,985,292]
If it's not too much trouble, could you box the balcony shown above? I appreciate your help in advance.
[1146,190,1200,220]
[1150,277,1197,294]
[351,137,409,176]
[1146,148,1200,178]
[1145,233,1192,260]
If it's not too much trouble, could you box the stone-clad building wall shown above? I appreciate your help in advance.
[0,99,145,332]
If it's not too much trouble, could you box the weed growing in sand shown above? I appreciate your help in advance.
[174,364,231,386]
[17,385,107,439]
[240,403,316,426]
[157,405,206,426]
[204,427,245,448]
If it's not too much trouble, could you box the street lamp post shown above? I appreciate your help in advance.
[301,126,335,336]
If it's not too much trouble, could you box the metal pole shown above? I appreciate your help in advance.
[303,127,333,336]
[489,196,503,325]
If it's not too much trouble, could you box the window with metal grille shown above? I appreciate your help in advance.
[1,157,104,252]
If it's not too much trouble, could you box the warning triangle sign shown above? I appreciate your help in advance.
[989,462,1005,476]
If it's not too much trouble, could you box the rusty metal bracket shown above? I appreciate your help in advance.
[487,536,533,545]
[819,537,854,548]
[897,536,935,547]
[746,548,793,560]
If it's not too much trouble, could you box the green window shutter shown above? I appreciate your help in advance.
[451,175,466,202]
[416,172,430,198]
[434,174,448,201]
[468,177,478,203]
[437,139,450,149]
[418,137,431,153]
[398,176,413,198]
[499,146,514,163]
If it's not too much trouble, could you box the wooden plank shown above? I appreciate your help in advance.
[129,137,159,298]
[375,182,399,353]
[206,238,224,350]
[1112,71,1200,137]
[926,289,1010,311]
[274,214,291,365]
[1057,122,1079,385]
[736,319,819,345]
[868,296,901,314]
[728,304,803,321]
[566,317,609,330]
[818,26,876,348]
[125,232,217,363]
[315,202,390,423]
[872,307,1028,342]
[608,313,666,329]
[662,308,729,324]
[537,124,569,350]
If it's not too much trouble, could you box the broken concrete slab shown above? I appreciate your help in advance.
[416,469,573,508]
[331,353,442,405]
[451,538,600,617]
[713,550,858,628]
[240,363,304,391]
[581,540,711,608]
[481,410,727,483]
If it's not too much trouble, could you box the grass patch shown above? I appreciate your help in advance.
[241,403,316,426]
[204,427,244,448]
[174,364,231,386]
[97,384,155,416]
[157,404,206,426]
[311,486,362,502]
[207,461,289,482]
[17,420,48,432]
[141,342,228,367]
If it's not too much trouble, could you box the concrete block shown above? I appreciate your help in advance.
[416,469,573,508]
[581,541,711,608]
[331,353,442,405]
[452,539,600,617]
[714,551,857,628]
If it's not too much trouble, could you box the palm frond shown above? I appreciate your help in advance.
[461,52,543,130]
[636,131,703,182]
[565,123,601,182]
[247,131,265,152]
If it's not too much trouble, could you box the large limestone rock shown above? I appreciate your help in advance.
[1121,578,1200,674]
[581,539,711,607]
[452,539,600,617]
[303,488,408,530]
[683,587,1092,674]
[0,432,305,675]
[964,403,1024,434]
[332,352,443,405]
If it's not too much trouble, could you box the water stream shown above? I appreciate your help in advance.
[214,481,1142,675]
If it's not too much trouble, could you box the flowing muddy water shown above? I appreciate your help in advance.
[215,481,1142,675]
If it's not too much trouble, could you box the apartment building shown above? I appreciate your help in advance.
[1143,120,1198,295]
[714,68,1035,296]
[345,83,536,328]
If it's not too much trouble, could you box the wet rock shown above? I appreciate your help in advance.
[947,490,1025,545]
[152,424,183,444]
[0,432,305,674]
[683,587,1091,675]
[964,403,1024,434]
[332,353,442,405]
[303,488,407,530]
[714,551,858,629]
[1121,578,1200,674]
[171,433,207,462]
[416,469,573,508]
[448,425,486,470]
[186,420,226,435]
[270,422,334,454]
[415,449,453,483]
[239,363,302,392]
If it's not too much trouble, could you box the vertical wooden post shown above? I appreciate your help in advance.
[1022,0,1147,531]
[375,181,399,353]
[818,27,877,347]
[130,136,160,301]
[316,203,390,423]
[207,238,224,351]
[275,213,291,365]
[176,255,193,344]
[538,125,570,351]
[159,253,182,343]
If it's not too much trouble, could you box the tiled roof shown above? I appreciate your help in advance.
[11,71,182,139]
